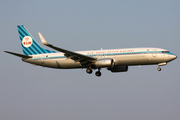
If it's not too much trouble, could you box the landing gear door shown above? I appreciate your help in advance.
[152,49,157,57]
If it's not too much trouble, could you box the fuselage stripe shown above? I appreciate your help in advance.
[31,51,172,60]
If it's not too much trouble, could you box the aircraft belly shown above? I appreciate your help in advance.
[115,57,149,65]
[23,59,43,66]
[24,58,81,69]
[43,59,81,69]
[113,54,165,66]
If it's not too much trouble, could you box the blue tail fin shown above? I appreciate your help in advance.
[17,25,55,55]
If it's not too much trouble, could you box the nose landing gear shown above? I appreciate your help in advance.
[157,62,167,71]
[157,67,161,71]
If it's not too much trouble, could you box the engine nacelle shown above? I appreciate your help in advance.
[94,58,114,68]
[108,66,128,72]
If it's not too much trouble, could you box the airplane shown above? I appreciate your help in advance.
[4,25,177,77]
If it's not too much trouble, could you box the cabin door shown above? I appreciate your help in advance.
[152,49,157,57]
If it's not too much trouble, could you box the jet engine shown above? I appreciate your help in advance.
[108,66,128,72]
[94,58,114,68]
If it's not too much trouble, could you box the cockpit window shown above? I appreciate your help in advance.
[162,51,170,53]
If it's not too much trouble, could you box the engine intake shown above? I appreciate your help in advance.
[94,58,114,68]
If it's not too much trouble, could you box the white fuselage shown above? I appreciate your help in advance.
[5,25,177,77]
[23,47,177,69]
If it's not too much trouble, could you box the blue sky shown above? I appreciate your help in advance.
[0,0,180,120]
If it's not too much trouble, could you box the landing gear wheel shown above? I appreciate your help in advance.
[157,68,161,71]
[95,71,101,77]
[86,68,92,74]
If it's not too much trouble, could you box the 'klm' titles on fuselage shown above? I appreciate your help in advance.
[87,50,134,54]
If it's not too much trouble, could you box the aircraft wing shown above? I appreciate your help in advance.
[38,33,96,65]
[4,51,32,58]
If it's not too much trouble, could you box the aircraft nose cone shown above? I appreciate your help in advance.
[172,55,177,60]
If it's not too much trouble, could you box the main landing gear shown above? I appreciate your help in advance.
[95,68,101,77]
[86,67,102,77]
[86,67,92,74]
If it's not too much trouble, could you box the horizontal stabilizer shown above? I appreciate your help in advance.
[4,51,32,58]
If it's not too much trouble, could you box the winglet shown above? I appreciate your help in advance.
[38,32,49,45]
[37,33,96,62]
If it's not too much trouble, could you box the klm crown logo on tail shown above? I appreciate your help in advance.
[22,36,33,48]
[17,25,55,55]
